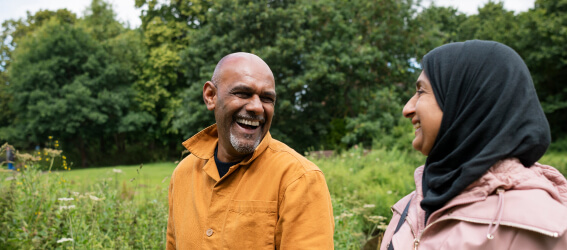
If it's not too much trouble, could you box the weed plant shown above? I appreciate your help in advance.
[1,141,564,249]
[311,146,425,249]
[0,163,168,249]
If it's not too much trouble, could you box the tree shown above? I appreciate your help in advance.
[168,0,423,152]
[7,16,140,166]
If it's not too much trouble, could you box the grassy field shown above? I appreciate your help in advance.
[1,148,565,249]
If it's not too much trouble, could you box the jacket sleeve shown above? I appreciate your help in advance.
[166,174,176,250]
[275,170,335,249]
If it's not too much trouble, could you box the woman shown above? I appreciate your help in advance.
[380,40,567,249]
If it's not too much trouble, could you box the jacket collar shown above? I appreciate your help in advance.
[182,124,272,164]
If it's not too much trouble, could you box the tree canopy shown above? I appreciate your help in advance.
[1,0,566,166]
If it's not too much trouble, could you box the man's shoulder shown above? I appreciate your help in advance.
[171,153,202,177]
[263,138,321,173]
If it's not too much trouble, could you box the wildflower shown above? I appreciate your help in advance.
[59,205,76,210]
[48,136,53,139]
[58,197,74,201]
[89,195,105,201]
[17,182,22,185]
[363,204,376,208]
[46,158,50,161]
[39,157,42,161]
[387,190,393,194]
[56,238,73,243]
[62,156,66,160]
[113,169,123,173]
[5,176,16,181]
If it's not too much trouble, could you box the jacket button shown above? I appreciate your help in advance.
[206,228,214,237]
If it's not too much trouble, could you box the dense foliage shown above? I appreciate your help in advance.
[1,0,566,166]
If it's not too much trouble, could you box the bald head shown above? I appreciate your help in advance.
[211,52,274,87]
[202,52,276,162]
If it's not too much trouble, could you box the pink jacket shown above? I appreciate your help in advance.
[380,158,567,250]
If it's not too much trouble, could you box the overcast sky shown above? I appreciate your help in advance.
[0,0,535,29]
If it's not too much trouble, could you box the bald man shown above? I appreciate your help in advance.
[166,53,335,249]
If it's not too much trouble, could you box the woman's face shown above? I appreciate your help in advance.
[402,71,443,156]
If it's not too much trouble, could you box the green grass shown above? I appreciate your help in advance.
[60,162,176,199]
[1,149,564,249]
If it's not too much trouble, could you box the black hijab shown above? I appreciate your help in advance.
[420,40,551,220]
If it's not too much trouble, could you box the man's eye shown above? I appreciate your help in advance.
[261,97,275,103]
[234,92,251,98]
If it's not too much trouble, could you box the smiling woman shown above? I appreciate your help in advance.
[380,40,567,250]
[402,71,443,156]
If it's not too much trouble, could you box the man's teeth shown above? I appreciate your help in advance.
[414,122,421,129]
[237,119,260,127]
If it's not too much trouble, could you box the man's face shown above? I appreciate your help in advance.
[208,56,276,162]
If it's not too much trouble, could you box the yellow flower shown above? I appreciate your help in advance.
[39,157,42,161]
[46,158,50,161]
[24,165,27,168]
[62,156,66,160]
[55,140,59,143]
[48,136,53,139]
[37,151,40,155]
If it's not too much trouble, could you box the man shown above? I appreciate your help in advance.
[166,52,335,249]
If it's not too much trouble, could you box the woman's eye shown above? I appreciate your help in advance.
[417,90,425,95]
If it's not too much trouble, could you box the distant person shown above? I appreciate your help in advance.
[166,52,335,249]
[6,146,15,170]
[381,40,567,249]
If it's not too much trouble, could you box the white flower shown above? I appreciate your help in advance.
[113,169,123,173]
[57,238,74,243]
[363,204,376,208]
[387,190,393,194]
[59,205,76,210]
[71,192,80,196]
[89,195,104,201]
[58,198,74,201]
[5,176,16,181]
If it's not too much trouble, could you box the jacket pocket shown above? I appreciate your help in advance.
[223,200,277,249]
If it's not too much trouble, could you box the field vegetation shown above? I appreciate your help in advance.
[1,143,564,249]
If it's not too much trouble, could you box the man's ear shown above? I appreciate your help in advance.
[203,81,217,111]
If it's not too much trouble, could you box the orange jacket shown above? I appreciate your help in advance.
[166,124,335,249]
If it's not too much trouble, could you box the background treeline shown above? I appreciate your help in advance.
[1,0,566,167]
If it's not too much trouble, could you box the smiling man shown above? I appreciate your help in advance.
[166,52,335,249]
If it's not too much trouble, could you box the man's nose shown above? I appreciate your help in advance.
[246,95,264,115]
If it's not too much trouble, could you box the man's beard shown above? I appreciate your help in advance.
[230,132,261,154]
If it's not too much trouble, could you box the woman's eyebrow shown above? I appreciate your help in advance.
[415,80,423,89]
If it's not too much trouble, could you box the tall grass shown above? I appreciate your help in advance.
[0,163,170,248]
[1,146,564,249]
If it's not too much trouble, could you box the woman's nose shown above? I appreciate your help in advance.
[402,95,416,118]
